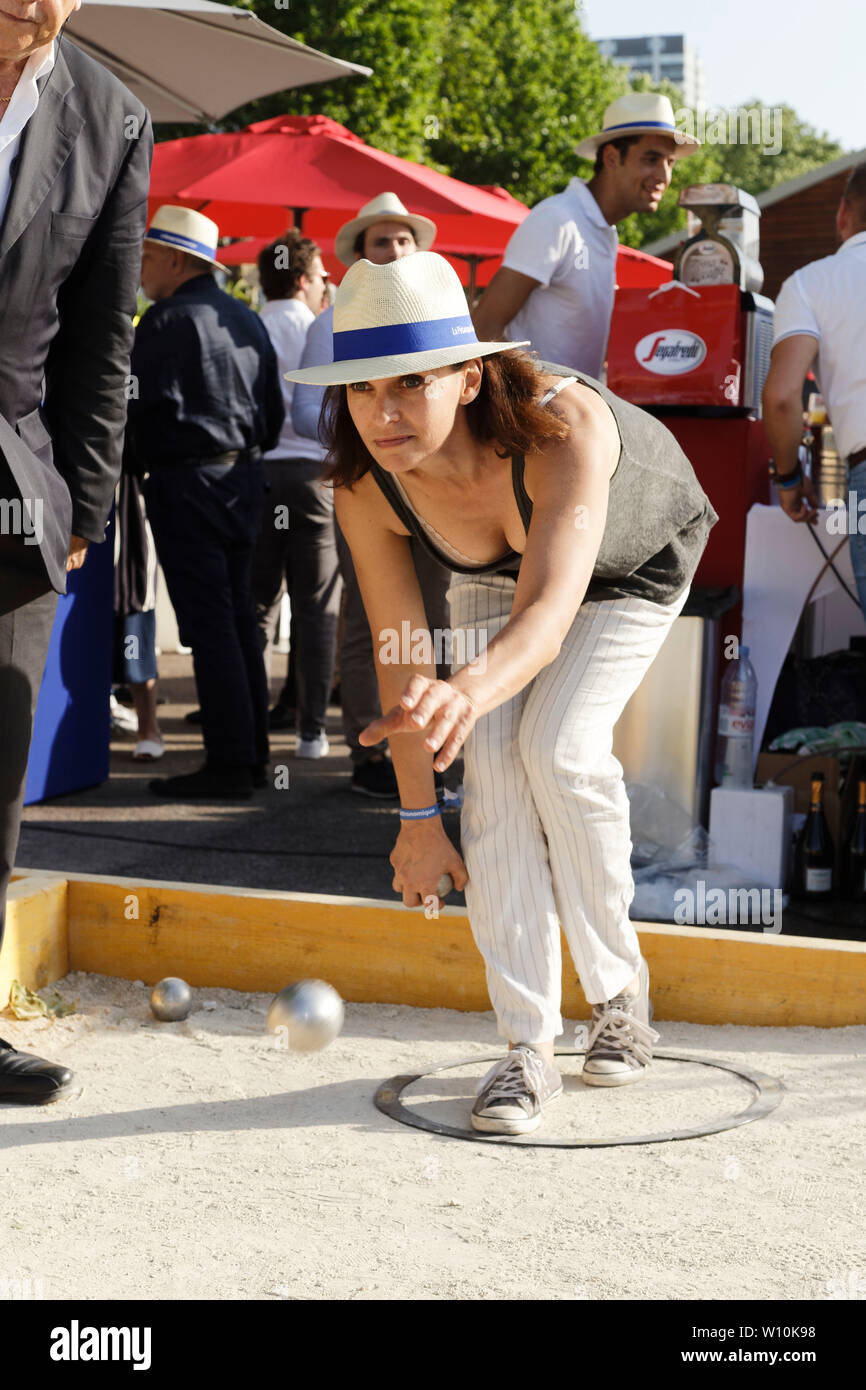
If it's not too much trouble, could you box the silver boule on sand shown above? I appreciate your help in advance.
[150,977,193,1022]
[266,979,345,1052]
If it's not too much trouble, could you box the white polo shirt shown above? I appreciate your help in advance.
[259,297,327,463]
[772,230,866,459]
[503,177,619,378]
[0,41,56,228]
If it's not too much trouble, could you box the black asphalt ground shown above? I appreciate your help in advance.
[18,654,466,905]
[18,654,864,940]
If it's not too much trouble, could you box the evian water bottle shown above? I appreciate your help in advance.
[715,646,758,788]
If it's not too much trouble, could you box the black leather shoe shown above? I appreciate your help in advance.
[351,755,399,799]
[268,700,296,730]
[184,707,204,725]
[149,762,254,799]
[0,1036,75,1105]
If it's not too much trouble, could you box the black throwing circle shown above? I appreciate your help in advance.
[374,1048,784,1148]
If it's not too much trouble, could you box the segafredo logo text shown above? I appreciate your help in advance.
[636,329,707,375]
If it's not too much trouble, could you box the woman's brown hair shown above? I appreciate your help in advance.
[320,351,571,489]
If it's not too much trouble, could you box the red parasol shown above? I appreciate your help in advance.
[148,114,529,292]
[149,118,672,295]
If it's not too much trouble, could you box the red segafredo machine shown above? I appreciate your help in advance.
[606,186,774,822]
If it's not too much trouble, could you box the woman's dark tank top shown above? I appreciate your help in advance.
[368,362,719,606]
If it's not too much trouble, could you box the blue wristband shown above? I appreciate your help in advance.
[399,803,442,821]
[775,467,803,490]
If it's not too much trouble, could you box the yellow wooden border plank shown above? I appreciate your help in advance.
[1,876,69,1007]
[43,870,866,1028]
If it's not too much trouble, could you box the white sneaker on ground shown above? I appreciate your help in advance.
[109,693,138,733]
[582,956,660,1087]
[471,1044,563,1135]
[295,733,329,759]
[133,738,165,761]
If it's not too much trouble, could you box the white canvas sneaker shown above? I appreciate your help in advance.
[582,956,660,1087]
[471,1044,563,1135]
[296,733,329,759]
[109,693,138,733]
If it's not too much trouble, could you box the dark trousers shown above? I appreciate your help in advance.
[334,519,452,764]
[0,537,58,949]
[251,457,342,739]
[145,461,269,768]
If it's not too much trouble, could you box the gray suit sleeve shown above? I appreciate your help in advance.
[43,109,154,543]
[291,308,332,442]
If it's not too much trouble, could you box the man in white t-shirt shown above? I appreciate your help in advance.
[253,230,338,758]
[762,161,866,623]
[474,94,700,376]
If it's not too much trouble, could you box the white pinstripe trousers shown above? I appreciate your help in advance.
[447,573,690,1043]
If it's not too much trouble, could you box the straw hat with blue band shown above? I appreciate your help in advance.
[143,205,230,269]
[283,252,530,387]
[574,93,701,160]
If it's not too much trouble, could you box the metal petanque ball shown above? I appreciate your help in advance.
[267,980,344,1052]
[150,977,193,1022]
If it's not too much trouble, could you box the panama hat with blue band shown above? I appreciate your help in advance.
[283,252,530,387]
[143,205,230,269]
[575,93,701,160]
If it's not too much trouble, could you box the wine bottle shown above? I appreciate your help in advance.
[794,774,835,900]
[844,779,866,903]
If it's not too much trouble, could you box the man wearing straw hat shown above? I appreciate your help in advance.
[0,6,152,1103]
[127,205,285,800]
[292,193,454,800]
[474,94,700,375]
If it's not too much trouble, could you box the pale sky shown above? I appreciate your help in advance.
[581,0,865,154]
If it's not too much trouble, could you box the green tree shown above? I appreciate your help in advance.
[284,0,448,161]
[429,0,624,206]
[707,102,844,197]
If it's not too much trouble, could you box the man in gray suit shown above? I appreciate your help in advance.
[0,4,153,1102]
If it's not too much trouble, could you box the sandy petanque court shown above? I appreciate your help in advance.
[1,969,864,1302]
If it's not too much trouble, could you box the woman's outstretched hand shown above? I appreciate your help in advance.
[359,674,478,772]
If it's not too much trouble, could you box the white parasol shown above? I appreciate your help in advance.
[64,0,372,123]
